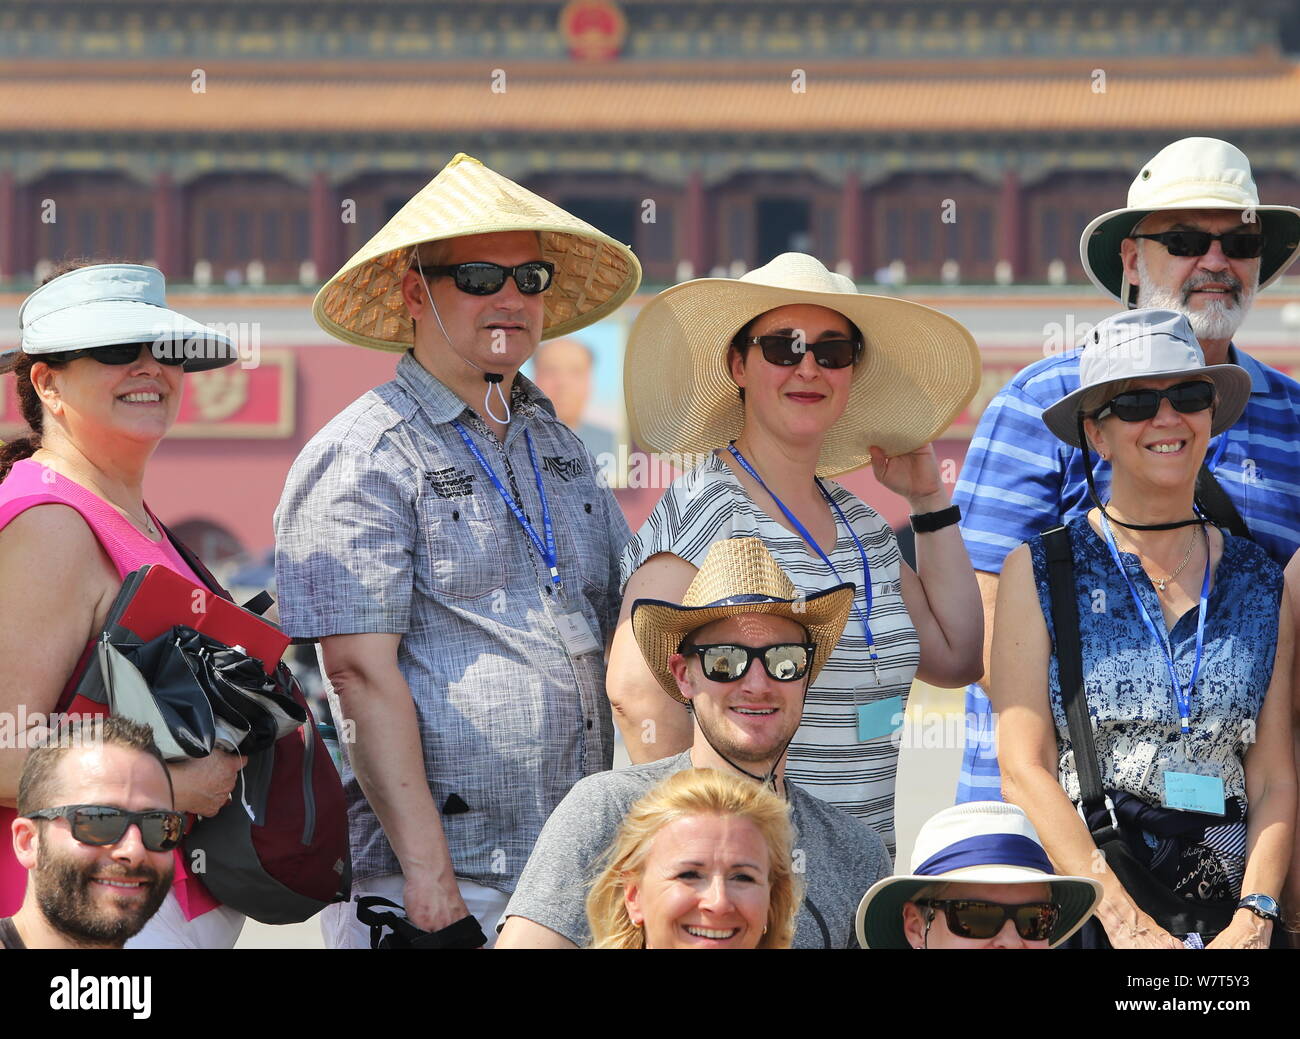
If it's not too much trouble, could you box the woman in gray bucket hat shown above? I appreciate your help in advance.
[989,308,1295,949]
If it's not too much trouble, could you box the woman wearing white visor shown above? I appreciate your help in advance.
[0,262,247,948]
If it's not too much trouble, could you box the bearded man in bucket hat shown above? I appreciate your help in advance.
[497,537,891,949]
[951,138,1300,815]
[274,154,641,948]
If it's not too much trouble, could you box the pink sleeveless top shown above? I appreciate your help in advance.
[0,459,221,920]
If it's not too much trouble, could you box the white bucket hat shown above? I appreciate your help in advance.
[1080,137,1300,306]
[854,802,1103,949]
[313,153,642,350]
[1041,308,1251,447]
[624,252,980,478]
[3,264,236,375]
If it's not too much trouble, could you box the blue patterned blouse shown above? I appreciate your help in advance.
[1027,515,1283,808]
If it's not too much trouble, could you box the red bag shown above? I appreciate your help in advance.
[162,532,351,924]
[68,532,352,924]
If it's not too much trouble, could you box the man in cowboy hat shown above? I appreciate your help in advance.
[496,537,891,949]
[952,137,1300,805]
[274,154,642,947]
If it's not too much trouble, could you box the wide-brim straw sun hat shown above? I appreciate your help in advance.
[855,801,1103,949]
[1041,308,1251,447]
[631,537,854,704]
[3,264,236,375]
[624,252,981,478]
[313,153,642,350]
[1081,137,1300,307]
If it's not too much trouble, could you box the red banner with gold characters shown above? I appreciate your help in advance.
[1,350,295,439]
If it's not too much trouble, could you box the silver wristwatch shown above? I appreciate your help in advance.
[1237,893,1280,921]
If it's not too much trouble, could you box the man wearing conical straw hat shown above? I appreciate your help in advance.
[274,154,642,948]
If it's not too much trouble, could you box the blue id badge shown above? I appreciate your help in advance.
[857,695,905,742]
[1162,769,1226,815]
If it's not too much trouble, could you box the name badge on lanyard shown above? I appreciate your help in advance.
[1100,513,1219,812]
[452,421,600,657]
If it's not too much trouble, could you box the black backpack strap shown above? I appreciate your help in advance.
[1041,526,1120,843]
[159,521,234,602]
[160,521,276,616]
[353,896,487,949]
[1195,463,1251,541]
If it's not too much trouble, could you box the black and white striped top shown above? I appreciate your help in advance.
[620,451,919,854]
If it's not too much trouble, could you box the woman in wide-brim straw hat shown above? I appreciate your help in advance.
[608,252,985,855]
[991,308,1295,949]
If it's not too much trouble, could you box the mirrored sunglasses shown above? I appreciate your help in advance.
[41,342,189,366]
[916,898,1060,941]
[1093,380,1215,423]
[423,260,555,296]
[25,804,183,852]
[745,335,861,370]
[681,642,816,683]
[1129,230,1267,260]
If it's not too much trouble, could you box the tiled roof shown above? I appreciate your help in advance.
[5,69,1300,133]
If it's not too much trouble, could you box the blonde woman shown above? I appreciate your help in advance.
[586,768,800,949]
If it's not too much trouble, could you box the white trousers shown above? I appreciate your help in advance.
[125,891,245,949]
[321,873,509,949]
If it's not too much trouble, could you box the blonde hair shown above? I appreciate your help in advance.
[585,768,801,949]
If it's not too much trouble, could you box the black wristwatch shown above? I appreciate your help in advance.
[909,505,961,534]
[1237,894,1280,921]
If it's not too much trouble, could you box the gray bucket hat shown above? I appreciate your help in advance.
[1041,309,1252,447]
[2,264,236,375]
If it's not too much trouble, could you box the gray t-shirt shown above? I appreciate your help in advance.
[504,753,892,949]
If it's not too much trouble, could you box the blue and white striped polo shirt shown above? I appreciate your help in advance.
[953,344,1300,803]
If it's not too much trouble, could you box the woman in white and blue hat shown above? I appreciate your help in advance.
[989,308,1295,949]
[856,802,1101,949]
[0,262,247,948]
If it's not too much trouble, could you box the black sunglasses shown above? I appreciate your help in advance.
[41,342,188,367]
[680,642,816,683]
[1093,380,1215,423]
[26,804,183,853]
[916,898,1061,942]
[745,335,861,370]
[1129,230,1267,260]
[422,261,555,296]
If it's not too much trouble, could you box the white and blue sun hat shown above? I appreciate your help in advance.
[855,802,1103,949]
[3,264,236,374]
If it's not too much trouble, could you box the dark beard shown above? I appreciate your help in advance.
[35,847,173,947]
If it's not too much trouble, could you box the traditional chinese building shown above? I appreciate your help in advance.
[3,0,1299,288]
[3,0,1299,562]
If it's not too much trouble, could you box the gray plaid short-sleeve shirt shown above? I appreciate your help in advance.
[274,351,629,892]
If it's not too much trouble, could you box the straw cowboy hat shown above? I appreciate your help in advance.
[623,253,981,478]
[1042,309,1251,447]
[855,802,1103,949]
[313,153,642,350]
[631,537,855,704]
[1081,137,1300,307]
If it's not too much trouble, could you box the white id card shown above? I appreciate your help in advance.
[554,608,601,657]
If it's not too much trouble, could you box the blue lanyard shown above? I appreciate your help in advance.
[451,422,562,592]
[1099,514,1210,735]
[726,444,879,670]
